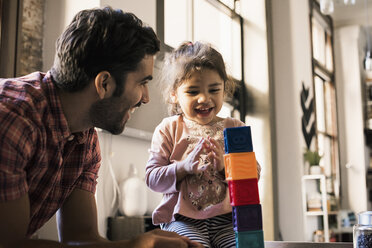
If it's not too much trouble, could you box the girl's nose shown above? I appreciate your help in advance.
[198,92,210,103]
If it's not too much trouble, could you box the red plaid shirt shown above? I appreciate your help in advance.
[0,72,101,236]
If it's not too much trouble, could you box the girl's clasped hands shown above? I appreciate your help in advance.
[180,136,225,175]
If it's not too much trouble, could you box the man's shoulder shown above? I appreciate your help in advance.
[0,72,48,103]
[0,72,52,131]
[0,71,46,87]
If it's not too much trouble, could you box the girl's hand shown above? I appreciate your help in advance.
[177,138,206,179]
[206,136,224,172]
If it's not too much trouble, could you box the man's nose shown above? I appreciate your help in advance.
[142,85,150,104]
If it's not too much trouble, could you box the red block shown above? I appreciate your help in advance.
[228,178,260,206]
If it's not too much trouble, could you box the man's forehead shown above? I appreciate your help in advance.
[129,55,154,80]
[138,55,154,69]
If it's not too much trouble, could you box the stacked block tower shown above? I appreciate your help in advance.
[223,126,264,248]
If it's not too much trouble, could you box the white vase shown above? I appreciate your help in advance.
[310,165,322,175]
[119,164,147,216]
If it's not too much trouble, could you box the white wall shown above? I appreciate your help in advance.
[43,0,100,71]
[270,0,313,241]
[334,26,368,213]
[242,0,274,240]
[96,131,162,237]
[331,1,372,28]
[100,0,156,31]
[43,0,154,72]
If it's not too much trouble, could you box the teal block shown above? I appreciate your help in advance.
[235,230,264,248]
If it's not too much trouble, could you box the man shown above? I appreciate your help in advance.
[0,7,202,248]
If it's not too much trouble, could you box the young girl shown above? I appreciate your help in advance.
[145,41,261,248]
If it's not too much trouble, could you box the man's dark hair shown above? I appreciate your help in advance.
[50,7,160,96]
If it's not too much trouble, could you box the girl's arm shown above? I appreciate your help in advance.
[146,118,210,193]
[145,130,207,193]
[145,129,177,194]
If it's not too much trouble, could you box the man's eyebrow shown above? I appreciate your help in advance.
[139,75,153,82]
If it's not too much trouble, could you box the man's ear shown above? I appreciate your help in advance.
[94,71,116,99]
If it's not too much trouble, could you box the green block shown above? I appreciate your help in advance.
[235,230,264,248]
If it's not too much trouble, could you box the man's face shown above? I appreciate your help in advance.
[89,55,154,134]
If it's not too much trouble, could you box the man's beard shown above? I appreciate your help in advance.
[89,97,129,135]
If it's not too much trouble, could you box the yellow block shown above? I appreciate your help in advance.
[224,152,257,180]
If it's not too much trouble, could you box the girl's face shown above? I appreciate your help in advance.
[173,68,224,125]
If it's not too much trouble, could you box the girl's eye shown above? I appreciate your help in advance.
[186,91,198,95]
[210,88,221,93]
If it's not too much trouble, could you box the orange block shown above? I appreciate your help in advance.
[224,152,257,180]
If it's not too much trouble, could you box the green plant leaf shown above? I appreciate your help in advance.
[303,148,322,166]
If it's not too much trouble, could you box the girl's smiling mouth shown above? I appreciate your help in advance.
[195,107,214,116]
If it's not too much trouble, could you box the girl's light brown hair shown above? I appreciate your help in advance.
[161,41,236,115]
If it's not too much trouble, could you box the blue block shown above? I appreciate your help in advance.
[232,204,262,232]
[224,126,253,153]
[235,230,264,248]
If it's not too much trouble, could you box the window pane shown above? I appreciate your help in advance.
[317,134,332,177]
[312,17,325,66]
[239,0,266,30]
[325,33,333,71]
[323,136,332,177]
[331,138,340,198]
[324,81,337,136]
[317,133,324,160]
[318,134,335,194]
[164,0,190,48]
[315,76,326,132]
[331,138,339,177]
[194,0,242,80]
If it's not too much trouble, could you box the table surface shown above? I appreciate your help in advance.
[264,241,353,248]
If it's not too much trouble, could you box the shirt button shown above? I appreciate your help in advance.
[67,135,74,141]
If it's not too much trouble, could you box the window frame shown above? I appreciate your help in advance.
[309,0,341,199]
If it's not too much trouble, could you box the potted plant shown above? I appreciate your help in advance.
[303,148,323,175]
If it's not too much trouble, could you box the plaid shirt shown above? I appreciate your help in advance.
[0,72,101,236]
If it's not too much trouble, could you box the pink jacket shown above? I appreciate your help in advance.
[145,115,245,225]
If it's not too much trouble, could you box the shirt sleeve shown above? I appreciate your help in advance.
[74,129,101,194]
[0,105,35,201]
[145,119,178,194]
